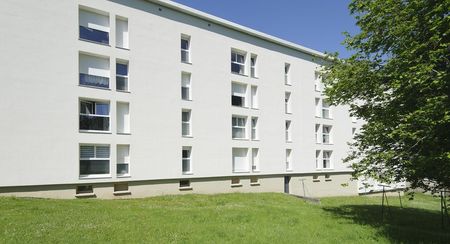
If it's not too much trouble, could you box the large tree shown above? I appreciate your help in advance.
[322,0,450,193]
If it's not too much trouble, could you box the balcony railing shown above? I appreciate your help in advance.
[79,26,109,44]
[79,73,109,89]
[116,75,128,91]
[79,114,110,131]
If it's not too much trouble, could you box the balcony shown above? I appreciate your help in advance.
[79,114,110,131]
[79,26,109,45]
[79,73,109,89]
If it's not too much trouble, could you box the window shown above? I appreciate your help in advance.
[79,8,109,44]
[76,185,93,194]
[232,116,247,139]
[251,85,258,109]
[286,149,292,171]
[114,183,129,192]
[285,120,292,142]
[352,127,356,136]
[314,72,321,92]
[231,50,246,75]
[285,92,291,113]
[182,147,192,174]
[117,102,130,134]
[323,151,332,169]
[232,148,249,172]
[315,150,321,169]
[250,177,259,185]
[315,98,321,117]
[231,177,241,185]
[352,116,358,123]
[117,145,130,176]
[116,16,129,49]
[284,63,291,85]
[252,148,259,172]
[79,99,110,131]
[79,145,110,176]
[315,124,321,143]
[181,72,192,100]
[179,180,190,188]
[322,125,332,144]
[116,61,129,91]
[251,117,258,140]
[250,54,257,78]
[231,82,247,107]
[322,99,332,119]
[182,110,191,137]
[79,53,110,89]
[181,35,190,63]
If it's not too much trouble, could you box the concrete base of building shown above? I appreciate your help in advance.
[0,172,358,199]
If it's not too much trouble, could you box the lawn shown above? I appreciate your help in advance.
[0,193,448,243]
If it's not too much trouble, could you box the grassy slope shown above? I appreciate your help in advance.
[0,193,449,243]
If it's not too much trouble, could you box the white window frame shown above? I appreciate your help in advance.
[252,148,259,172]
[250,85,258,109]
[251,117,258,140]
[116,144,130,177]
[231,50,246,75]
[285,92,291,114]
[182,146,192,174]
[315,98,321,117]
[181,35,191,63]
[79,99,110,132]
[285,120,292,142]
[250,54,257,78]
[232,116,247,139]
[231,82,247,107]
[315,150,321,169]
[315,124,321,144]
[182,110,192,137]
[322,125,332,144]
[79,144,110,178]
[284,63,291,85]
[322,99,332,119]
[322,151,332,169]
[116,60,129,92]
[181,72,192,101]
[286,149,292,171]
[314,72,321,92]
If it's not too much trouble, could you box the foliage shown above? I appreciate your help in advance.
[0,193,448,243]
[322,0,450,193]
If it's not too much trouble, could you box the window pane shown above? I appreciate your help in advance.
[182,87,190,100]
[181,50,189,62]
[80,146,95,158]
[182,123,190,136]
[182,111,190,122]
[79,115,110,131]
[95,103,109,115]
[80,160,109,175]
[80,101,93,114]
[79,26,109,44]
[181,39,189,49]
[116,63,128,76]
[117,164,129,174]
[182,149,190,158]
[79,73,109,88]
[116,76,128,91]
[182,159,190,172]
[96,146,110,158]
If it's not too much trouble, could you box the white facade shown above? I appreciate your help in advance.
[0,0,359,198]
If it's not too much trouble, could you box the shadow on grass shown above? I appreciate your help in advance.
[322,204,450,243]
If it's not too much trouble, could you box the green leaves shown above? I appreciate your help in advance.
[322,0,450,193]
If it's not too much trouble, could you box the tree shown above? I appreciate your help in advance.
[322,0,450,193]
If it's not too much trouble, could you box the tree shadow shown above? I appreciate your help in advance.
[322,204,450,243]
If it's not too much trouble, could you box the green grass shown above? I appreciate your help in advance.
[0,193,449,243]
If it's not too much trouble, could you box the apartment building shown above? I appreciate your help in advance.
[0,0,360,199]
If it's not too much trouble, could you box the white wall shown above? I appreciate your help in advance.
[0,0,355,188]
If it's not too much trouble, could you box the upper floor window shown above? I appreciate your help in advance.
[251,117,258,140]
[286,149,292,171]
[315,150,321,169]
[285,92,292,114]
[250,54,257,78]
[231,82,247,107]
[252,148,259,172]
[79,99,110,132]
[284,63,291,85]
[315,98,321,117]
[285,120,292,142]
[322,99,332,119]
[231,50,246,75]
[182,147,192,174]
[182,110,192,137]
[79,8,109,45]
[181,35,191,63]
[116,16,129,49]
[314,72,322,92]
[79,53,110,89]
[80,144,110,177]
[251,86,258,109]
[181,72,192,101]
[116,61,129,92]
[232,148,249,173]
[117,144,130,176]
[315,124,321,143]
[117,102,130,134]
[322,125,332,144]
[232,116,247,139]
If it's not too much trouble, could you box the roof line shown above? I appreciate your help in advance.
[147,0,327,58]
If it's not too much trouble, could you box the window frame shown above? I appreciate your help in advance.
[79,99,110,133]
[232,116,247,140]
[231,82,247,107]
[231,50,246,75]
[250,54,257,78]
[322,99,332,119]
[285,120,292,142]
[322,125,332,144]
[286,149,292,171]
[285,92,292,114]
[251,117,258,140]
[182,146,192,174]
[181,72,192,101]
[79,144,111,178]
[116,60,129,92]
[182,110,192,137]
[79,7,110,45]
[322,150,332,169]
[116,144,130,177]
[181,35,191,63]
[284,63,291,85]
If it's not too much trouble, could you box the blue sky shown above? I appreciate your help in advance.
[172,0,358,58]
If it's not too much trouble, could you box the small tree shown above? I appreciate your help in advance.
[322,0,450,193]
